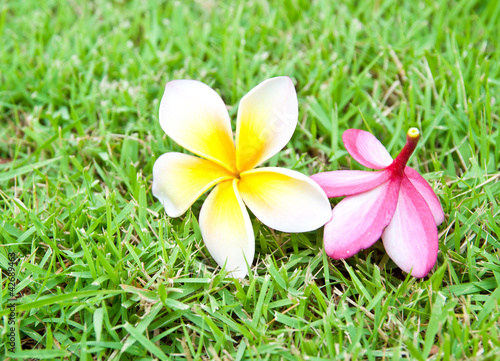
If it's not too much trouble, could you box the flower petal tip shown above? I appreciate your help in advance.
[342,129,393,169]
[226,267,249,279]
[408,265,435,279]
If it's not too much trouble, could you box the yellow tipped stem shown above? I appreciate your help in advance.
[390,128,421,175]
[407,127,420,139]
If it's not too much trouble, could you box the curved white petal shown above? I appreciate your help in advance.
[342,129,393,169]
[382,176,438,278]
[152,153,235,217]
[199,180,254,278]
[159,80,237,172]
[238,167,331,233]
[235,77,298,172]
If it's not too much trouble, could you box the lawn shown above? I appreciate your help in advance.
[1,0,500,360]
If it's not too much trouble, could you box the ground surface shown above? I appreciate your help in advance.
[1,0,500,360]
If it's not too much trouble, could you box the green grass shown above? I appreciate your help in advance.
[1,0,500,359]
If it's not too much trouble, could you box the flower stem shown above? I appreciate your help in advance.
[389,128,420,175]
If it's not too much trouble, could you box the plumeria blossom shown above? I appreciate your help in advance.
[311,128,444,278]
[153,77,331,278]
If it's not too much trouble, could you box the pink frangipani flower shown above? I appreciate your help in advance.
[152,77,331,278]
[311,128,444,278]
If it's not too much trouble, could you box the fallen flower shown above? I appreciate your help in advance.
[153,77,331,278]
[311,128,444,278]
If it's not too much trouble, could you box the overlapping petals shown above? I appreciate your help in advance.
[404,167,445,225]
[153,77,331,277]
[312,128,444,278]
[323,177,400,259]
[382,177,439,277]
[152,153,235,217]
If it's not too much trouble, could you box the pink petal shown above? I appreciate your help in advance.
[323,176,401,259]
[404,167,444,225]
[342,129,393,169]
[382,176,439,278]
[311,170,391,198]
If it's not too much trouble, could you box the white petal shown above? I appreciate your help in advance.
[152,153,235,217]
[235,77,298,172]
[159,80,237,172]
[238,167,331,232]
[199,180,254,278]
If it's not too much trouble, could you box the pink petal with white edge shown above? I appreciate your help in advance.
[382,176,438,278]
[324,177,401,259]
[199,180,254,278]
[404,167,444,225]
[311,170,391,198]
[342,129,393,169]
